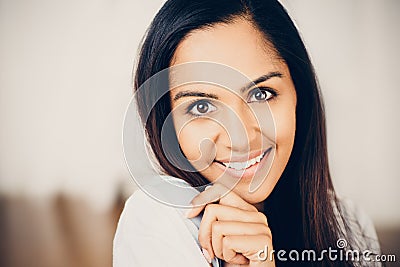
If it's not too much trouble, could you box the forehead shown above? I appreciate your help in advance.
[170,19,286,78]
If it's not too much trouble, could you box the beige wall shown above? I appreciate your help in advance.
[0,0,399,226]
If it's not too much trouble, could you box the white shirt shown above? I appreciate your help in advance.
[113,176,219,267]
[113,176,381,267]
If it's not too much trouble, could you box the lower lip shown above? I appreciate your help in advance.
[214,148,272,181]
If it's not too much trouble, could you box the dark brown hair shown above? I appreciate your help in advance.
[133,0,362,266]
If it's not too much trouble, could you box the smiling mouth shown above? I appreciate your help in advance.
[214,148,271,171]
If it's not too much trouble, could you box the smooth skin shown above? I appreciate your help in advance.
[170,19,297,266]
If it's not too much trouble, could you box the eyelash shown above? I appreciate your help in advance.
[185,87,278,117]
[248,87,277,103]
[186,99,215,117]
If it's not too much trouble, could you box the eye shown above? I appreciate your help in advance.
[187,100,217,116]
[248,87,275,103]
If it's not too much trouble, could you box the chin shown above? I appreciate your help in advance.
[200,165,277,200]
[230,181,274,204]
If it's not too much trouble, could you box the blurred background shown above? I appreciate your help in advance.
[0,0,399,266]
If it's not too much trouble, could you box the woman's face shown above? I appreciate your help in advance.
[169,19,297,204]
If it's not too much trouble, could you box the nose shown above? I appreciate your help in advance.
[221,103,260,152]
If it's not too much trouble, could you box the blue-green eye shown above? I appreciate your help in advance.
[187,100,217,116]
[248,87,275,103]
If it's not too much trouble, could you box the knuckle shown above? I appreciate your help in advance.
[263,234,271,243]
[215,251,223,259]
[222,235,232,248]
[214,245,223,259]
[250,204,258,212]
[204,203,216,215]
[260,227,272,241]
[265,227,272,239]
[257,211,268,224]
[211,221,222,234]
[263,224,271,235]
[198,232,208,247]
[226,254,236,263]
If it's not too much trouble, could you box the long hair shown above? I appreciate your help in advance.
[133,0,357,266]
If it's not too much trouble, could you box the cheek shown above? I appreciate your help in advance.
[242,104,296,204]
[176,120,219,161]
[270,93,296,150]
[275,107,296,148]
[177,125,201,160]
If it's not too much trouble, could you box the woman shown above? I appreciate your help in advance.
[114,0,381,266]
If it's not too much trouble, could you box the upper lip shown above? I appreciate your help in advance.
[215,148,271,163]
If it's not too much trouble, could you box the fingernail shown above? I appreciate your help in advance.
[205,185,212,191]
[202,248,212,264]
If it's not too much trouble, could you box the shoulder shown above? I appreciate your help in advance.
[113,186,209,267]
[113,189,176,266]
[115,176,201,236]
[114,189,184,243]
[337,197,381,254]
[119,188,177,226]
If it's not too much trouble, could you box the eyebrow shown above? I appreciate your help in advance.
[172,71,283,101]
[173,91,219,101]
[240,71,283,93]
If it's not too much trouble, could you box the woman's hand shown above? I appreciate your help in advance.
[186,183,275,266]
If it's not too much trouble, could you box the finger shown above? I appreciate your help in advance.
[224,253,249,265]
[186,183,229,218]
[198,204,267,259]
[187,183,256,218]
[217,184,258,212]
[222,235,273,263]
[211,221,269,260]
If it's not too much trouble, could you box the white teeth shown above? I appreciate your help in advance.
[221,152,265,171]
